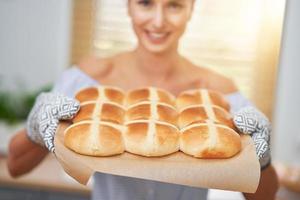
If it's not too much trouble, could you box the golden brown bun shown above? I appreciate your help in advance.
[176,89,230,111]
[180,122,241,158]
[64,120,125,156]
[178,105,234,129]
[124,120,180,157]
[75,86,125,105]
[72,101,125,124]
[126,102,178,126]
[126,87,175,106]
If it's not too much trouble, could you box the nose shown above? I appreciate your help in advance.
[152,6,165,29]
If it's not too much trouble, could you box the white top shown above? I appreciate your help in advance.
[52,67,252,200]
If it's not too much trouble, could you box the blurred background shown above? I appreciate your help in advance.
[0,0,299,199]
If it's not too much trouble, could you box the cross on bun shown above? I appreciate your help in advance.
[176,89,230,111]
[64,120,125,156]
[124,120,180,157]
[75,86,125,105]
[124,87,179,157]
[180,121,241,158]
[126,102,178,126]
[178,104,234,129]
[126,87,176,107]
[72,101,126,124]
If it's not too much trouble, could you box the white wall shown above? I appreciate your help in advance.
[0,0,72,92]
[273,0,300,164]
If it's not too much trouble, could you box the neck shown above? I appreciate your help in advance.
[132,45,182,85]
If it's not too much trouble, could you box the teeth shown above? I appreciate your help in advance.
[149,32,167,39]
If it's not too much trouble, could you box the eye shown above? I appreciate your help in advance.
[168,1,183,10]
[137,0,153,7]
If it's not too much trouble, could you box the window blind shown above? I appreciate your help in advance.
[70,0,95,64]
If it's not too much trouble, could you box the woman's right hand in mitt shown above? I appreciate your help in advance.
[26,92,80,153]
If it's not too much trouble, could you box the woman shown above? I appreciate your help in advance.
[7,0,278,199]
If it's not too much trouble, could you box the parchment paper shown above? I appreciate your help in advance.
[54,122,260,193]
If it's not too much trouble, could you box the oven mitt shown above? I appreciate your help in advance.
[233,106,271,169]
[26,92,80,153]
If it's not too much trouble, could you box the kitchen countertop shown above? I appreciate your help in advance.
[0,154,91,195]
[1,155,300,199]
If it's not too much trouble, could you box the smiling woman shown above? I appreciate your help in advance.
[7,1,284,200]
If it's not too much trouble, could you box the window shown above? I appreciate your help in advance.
[70,0,95,65]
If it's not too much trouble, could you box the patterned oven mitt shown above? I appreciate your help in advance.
[233,106,271,170]
[27,92,80,153]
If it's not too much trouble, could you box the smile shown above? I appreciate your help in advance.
[145,30,170,44]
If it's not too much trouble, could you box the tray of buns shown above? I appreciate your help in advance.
[54,86,260,193]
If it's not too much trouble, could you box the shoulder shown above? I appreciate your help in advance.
[204,68,238,94]
[193,65,238,94]
[77,54,114,79]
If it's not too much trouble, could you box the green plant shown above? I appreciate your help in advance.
[0,85,52,124]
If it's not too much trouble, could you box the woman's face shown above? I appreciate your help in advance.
[128,0,194,54]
